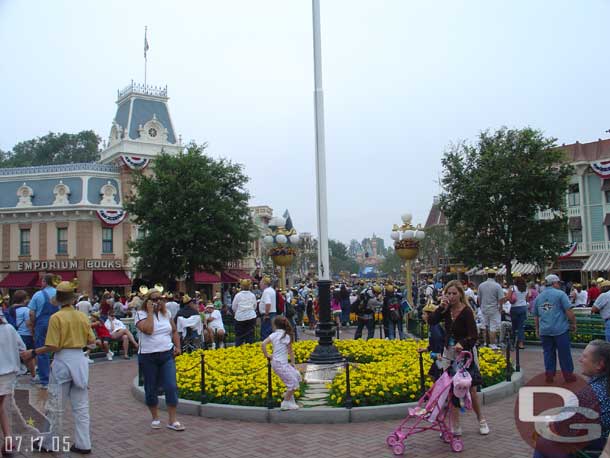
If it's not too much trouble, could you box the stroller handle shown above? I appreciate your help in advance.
[455,350,473,369]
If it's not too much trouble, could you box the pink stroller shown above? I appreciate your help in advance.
[386,351,473,455]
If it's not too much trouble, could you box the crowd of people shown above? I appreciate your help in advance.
[0,269,609,455]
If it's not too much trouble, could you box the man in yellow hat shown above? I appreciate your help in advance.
[24,281,96,454]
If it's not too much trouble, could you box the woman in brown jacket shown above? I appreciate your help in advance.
[429,280,490,437]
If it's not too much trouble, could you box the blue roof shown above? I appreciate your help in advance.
[0,163,118,176]
[0,178,83,207]
[88,178,121,205]
[127,98,176,144]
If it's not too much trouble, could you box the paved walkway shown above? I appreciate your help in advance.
[8,336,574,458]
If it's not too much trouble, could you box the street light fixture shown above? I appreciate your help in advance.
[391,213,426,318]
[263,216,299,291]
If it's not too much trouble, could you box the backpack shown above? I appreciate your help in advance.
[388,299,401,321]
[276,291,285,314]
[4,306,17,328]
[285,300,296,319]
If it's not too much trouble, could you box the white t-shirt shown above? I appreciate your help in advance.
[0,324,26,375]
[260,287,277,314]
[105,318,126,333]
[231,291,257,321]
[166,301,180,319]
[269,329,291,364]
[134,310,173,354]
[76,300,92,315]
[205,310,224,331]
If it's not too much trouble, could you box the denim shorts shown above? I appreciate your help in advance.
[138,349,179,407]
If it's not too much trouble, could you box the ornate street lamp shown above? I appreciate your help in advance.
[263,216,299,291]
[391,213,426,311]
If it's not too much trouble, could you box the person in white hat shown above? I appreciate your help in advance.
[476,269,506,349]
[532,274,577,384]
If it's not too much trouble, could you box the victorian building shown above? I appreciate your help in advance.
[0,81,267,297]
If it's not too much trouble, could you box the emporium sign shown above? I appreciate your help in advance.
[12,259,123,271]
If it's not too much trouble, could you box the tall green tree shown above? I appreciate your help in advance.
[2,131,100,167]
[329,239,360,275]
[440,127,573,280]
[125,143,255,284]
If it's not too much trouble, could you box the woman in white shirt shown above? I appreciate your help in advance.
[231,279,257,346]
[135,289,185,432]
[0,311,28,455]
[105,310,138,359]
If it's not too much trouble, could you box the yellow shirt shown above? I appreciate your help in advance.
[45,306,95,349]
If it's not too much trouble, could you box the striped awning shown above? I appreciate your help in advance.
[582,252,610,272]
[465,266,480,276]
[496,261,541,276]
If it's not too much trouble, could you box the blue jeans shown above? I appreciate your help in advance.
[35,322,51,385]
[540,331,574,377]
[261,312,276,340]
[605,319,610,342]
[138,350,178,407]
[388,319,405,340]
[354,318,374,339]
[511,306,527,343]
[340,299,350,324]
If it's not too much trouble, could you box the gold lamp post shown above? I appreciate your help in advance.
[391,213,426,312]
[263,216,300,291]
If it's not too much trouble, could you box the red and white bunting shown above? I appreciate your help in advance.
[120,155,150,170]
[96,209,127,226]
[558,242,578,259]
[591,160,610,178]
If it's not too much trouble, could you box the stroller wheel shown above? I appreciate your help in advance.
[386,434,398,446]
[392,444,405,456]
[441,431,452,443]
[451,438,464,453]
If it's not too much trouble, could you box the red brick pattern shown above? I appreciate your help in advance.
[8,343,564,458]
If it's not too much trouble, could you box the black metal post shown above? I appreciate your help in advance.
[418,351,426,396]
[379,311,384,339]
[309,279,343,363]
[515,342,521,372]
[138,360,143,387]
[419,318,424,339]
[267,359,274,409]
[344,359,353,409]
[505,335,512,382]
[200,353,208,404]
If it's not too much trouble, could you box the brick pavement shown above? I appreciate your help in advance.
[8,337,576,458]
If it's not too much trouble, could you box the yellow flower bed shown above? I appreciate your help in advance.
[175,340,506,407]
[175,344,303,407]
[327,341,507,407]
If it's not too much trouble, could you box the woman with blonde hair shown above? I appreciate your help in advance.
[428,280,489,437]
[135,289,184,431]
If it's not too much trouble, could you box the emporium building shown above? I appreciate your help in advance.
[0,81,267,297]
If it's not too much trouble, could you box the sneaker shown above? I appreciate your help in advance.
[452,426,462,436]
[106,351,114,361]
[88,358,95,364]
[18,364,28,376]
[489,344,499,350]
[479,420,490,435]
[30,375,40,384]
[39,384,48,391]
[280,401,291,411]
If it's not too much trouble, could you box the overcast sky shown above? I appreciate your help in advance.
[2,0,609,246]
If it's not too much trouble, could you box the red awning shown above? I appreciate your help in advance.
[194,271,221,284]
[0,272,38,288]
[220,271,240,283]
[92,270,131,287]
[34,271,77,288]
[230,270,254,281]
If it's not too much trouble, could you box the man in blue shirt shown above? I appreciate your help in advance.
[28,273,57,389]
[533,274,577,383]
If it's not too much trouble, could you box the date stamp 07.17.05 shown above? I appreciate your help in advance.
[4,435,71,453]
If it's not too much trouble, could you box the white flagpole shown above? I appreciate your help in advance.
[144,26,148,87]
